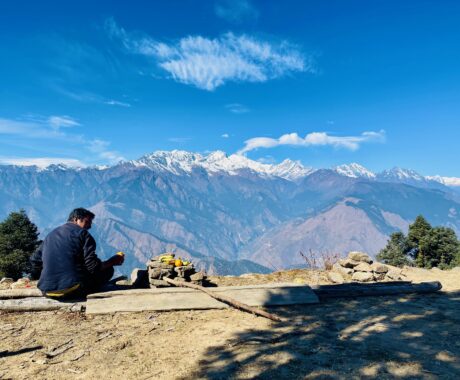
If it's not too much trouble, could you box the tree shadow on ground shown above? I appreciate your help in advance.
[186,291,460,379]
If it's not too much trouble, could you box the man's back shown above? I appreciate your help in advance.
[33,222,100,292]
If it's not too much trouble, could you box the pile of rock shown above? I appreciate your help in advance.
[328,251,407,284]
[147,254,207,288]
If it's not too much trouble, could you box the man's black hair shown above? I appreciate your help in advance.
[67,208,95,222]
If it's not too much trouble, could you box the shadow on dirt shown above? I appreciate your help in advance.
[0,345,43,358]
[187,290,460,379]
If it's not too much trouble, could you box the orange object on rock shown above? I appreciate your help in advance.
[175,259,183,267]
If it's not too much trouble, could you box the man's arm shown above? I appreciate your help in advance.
[81,230,124,273]
[81,231,102,274]
[29,243,43,280]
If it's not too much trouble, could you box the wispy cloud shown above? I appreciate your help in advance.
[106,18,312,91]
[0,157,84,168]
[237,130,386,155]
[0,116,124,165]
[53,86,132,108]
[226,103,249,114]
[47,115,80,130]
[221,133,230,138]
[168,137,192,144]
[104,99,132,107]
[214,0,259,23]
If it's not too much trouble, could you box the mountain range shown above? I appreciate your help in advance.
[1,150,459,275]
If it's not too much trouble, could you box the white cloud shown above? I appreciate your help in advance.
[214,0,259,23]
[0,157,84,168]
[0,116,124,165]
[106,19,312,91]
[104,99,132,107]
[221,133,230,138]
[48,115,80,130]
[237,130,386,155]
[225,103,249,114]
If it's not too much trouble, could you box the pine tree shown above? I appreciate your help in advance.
[377,231,410,267]
[0,210,41,280]
[407,215,432,266]
[418,227,460,269]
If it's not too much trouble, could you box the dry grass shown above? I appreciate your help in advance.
[299,249,341,271]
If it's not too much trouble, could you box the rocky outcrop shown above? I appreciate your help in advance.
[329,251,408,283]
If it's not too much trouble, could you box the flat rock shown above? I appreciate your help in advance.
[385,269,402,280]
[332,263,353,276]
[354,262,373,272]
[352,271,374,282]
[327,271,345,284]
[371,263,389,273]
[348,251,373,264]
[338,258,360,268]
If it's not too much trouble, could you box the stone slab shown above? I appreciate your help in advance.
[85,283,319,314]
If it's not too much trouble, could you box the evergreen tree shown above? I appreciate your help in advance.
[407,215,432,265]
[418,227,460,269]
[0,210,41,280]
[377,231,410,267]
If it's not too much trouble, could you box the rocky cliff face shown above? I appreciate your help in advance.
[0,151,459,275]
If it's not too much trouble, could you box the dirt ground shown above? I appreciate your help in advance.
[1,267,459,379]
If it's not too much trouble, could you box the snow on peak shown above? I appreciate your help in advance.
[380,167,424,181]
[130,150,314,180]
[426,175,460,187]
[334,163,376,179]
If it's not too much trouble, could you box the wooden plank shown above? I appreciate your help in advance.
[0,297,85,312]
[86,283,319,314]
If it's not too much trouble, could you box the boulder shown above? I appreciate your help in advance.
[348,251,373,264]
[371,263,389,273]
[352,271,374,282]
[0,277,14,284]
[354,262,373,272]
[333,262,353,276]
[338,258,360,268]
[327,271,345,284]
[373,272,386,281]
[385,269,402,280]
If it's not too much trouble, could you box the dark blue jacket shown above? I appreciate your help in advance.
[30,222,102,292]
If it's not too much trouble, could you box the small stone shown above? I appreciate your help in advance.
[352,271,374,282]
[149,267,162,279]
[348,251,373,264]
[354,262,373,272]
[190,272,206,282]
[373,272,386,281]
[385,269,402,280]
[332,263,353,276]
[371,263,389,273]
[338,258,360,268]
[131,268,149,288]
[149,279,170,287]
[327,271,345,284]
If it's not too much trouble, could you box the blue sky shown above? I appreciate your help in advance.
[1,0,459,175]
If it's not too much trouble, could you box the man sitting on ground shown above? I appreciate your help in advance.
[30,207,124,298]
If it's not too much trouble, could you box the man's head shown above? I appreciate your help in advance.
[67,208,95,229]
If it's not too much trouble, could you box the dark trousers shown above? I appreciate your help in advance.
[83,266,114,294]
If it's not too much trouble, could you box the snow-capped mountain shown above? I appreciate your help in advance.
[128,150,314,180]
[427,175,460,188]
[334,163,376,179]
[1,150,459,275]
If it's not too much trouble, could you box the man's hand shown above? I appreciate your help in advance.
[101,254,124,270]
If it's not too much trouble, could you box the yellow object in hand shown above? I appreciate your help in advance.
[116,251,125,257]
